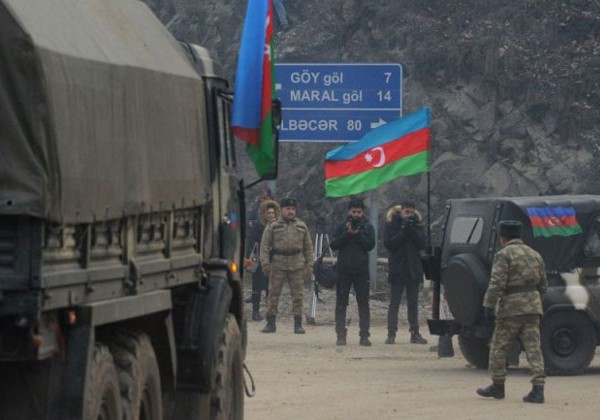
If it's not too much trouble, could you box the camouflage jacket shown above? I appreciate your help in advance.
[483,239,547,318]
[260,217,314,273]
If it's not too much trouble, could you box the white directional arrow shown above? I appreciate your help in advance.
[370,118,387,129]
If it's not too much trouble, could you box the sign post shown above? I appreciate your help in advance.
[275,63,402,143]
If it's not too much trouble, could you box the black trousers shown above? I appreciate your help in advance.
[251,266,269,312]
[387,276,420,336]
[335,272,370,338]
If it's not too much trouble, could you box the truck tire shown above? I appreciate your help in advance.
[458,335,489,369]
[168,314,243,419]
[210,313,244,419]
[85,344,122,420]
[541,311,596,375]
[109,331,163,420]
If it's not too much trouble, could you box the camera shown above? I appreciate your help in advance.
[347,216,363,231]
[404,214,418,225]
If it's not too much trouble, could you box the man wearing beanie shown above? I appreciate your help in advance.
[476,220,548,403]
[260,197,314,334]
[330,198,376,346]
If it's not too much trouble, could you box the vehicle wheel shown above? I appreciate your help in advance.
[85,344,122,420]
[109,331,162,420]
[167,314,243,420]
[210,314,244,419]
[541,311,596,375]
[458,335,489,369]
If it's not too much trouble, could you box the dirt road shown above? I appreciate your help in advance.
[243,289,600,420]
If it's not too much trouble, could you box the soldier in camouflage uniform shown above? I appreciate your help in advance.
[260,197,314,334]
[476,220,547,403]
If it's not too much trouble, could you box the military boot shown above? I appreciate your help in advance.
[385,334,396,345]
[294,315,305,334]
[476,383,505,399]
[359,337,372,346]
[410,331,428,344]
[522,385,544,404]
[251,311,263,321]
[261,315,276,333]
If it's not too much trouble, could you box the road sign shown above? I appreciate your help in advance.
[275,63,402,143]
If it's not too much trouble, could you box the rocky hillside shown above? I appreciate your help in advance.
[143,0,600,238]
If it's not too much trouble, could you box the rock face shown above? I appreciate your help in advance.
[142,0,600,237]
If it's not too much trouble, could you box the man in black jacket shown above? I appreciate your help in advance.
[384,202,428,345]
[331,198,376,346]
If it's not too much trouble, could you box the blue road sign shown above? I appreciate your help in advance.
[275,63,402,143]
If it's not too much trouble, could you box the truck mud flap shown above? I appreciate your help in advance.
[175,271,232,392]
[427,319,461,336]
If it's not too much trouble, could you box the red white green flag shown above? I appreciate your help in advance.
[325,108,431,197]
[231,0,275,177]
[527,206,583,237]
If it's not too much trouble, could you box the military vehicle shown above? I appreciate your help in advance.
[426,195,600,375]
[0,0,277,418]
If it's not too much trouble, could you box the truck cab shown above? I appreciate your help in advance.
[427,195,600,375]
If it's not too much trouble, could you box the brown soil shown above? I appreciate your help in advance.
[243,284,600,420]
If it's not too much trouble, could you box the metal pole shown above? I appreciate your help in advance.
[368,191,378,291]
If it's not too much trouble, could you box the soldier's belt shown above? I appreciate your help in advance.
[272,249,302,256]
[506,285,538,294]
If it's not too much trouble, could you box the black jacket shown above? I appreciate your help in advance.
[384,207,425,281]
[330,216,375,276]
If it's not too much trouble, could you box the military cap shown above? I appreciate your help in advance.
[280,197,297,208]
[348,198,365,209]
[499,220,522,237]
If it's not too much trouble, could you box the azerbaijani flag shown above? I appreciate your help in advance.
[527,206,583,238]
[325,108,431,197]
[231,0,275,177]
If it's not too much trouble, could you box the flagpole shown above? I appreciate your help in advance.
[426,171,431,251]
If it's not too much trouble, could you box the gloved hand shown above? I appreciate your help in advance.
[482,307,495,320]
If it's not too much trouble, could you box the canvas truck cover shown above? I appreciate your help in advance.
[446,195,600,273]
[0,0,212,223]
[506,195,600,272]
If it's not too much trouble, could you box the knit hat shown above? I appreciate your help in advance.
[280,197,297,208]
[499,220,522,237]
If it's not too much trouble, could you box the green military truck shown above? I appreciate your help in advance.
[426,195,600,375]
[0,0,274,418]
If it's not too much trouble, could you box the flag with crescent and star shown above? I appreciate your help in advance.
[527,206,583,238]
[324,107,431,197]
[231,0,276,177]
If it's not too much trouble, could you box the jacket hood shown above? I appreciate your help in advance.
[259,199,281,225]
[385,205,423,223]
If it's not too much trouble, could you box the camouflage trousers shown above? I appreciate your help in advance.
[489,314,546,385]
[266,268,305,317]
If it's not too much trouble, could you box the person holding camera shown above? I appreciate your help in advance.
[330,198,376,346]
[384,202,428,345]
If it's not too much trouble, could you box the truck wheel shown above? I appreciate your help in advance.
[541,311,596,375]
[458,335,489,369]
[210,313,244,419]
[167,314,243,419]
[109,331,162,420]
[85,344,122,420]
